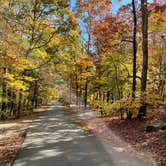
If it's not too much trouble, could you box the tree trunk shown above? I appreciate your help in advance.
[84,80,88,109]
[32,80,38,109]
[17,90,23,118]
[75,73,79,106]
[132,0,137,99]
[106,91,110,103]
[69,77,72,104]
[127,0,137,119]
[1,67,7,120]
[34,81,38,108]
[138,0,148,118]
[9,90,16,116]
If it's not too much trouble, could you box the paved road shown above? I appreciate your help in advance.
[13,101,153,166]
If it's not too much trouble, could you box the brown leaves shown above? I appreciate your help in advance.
[109,118,166,165]
[0,135,23,165]
[0,109,42,165]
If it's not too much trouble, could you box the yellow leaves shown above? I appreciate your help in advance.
[13,58,34,71]
[19,58,33,66]
[50,35,61,47]
[58,64,68,73]
[4,73,14,81]
[9,80,27,91]
[23,76,36,82]
[109,39,121,46]
[34,49,48,59]
[149,10,166,31]
[4,74,34,90]
[80,72,89,81]
[64,8,78,26]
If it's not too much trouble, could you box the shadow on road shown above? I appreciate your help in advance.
[13,104,115,166]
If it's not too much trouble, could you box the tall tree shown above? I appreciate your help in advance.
[138,0,149,118]
[127,0,137,119]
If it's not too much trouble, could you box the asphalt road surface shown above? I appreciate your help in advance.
[13,101,153,166]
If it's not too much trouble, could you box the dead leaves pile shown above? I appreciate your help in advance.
[109,118,166,166]
[0,135,24,165]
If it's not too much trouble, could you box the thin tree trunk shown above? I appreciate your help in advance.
[138,0,148,118]
[75,73,79,106]
[84,80,88,109]
[34,81,38,108]
[127,0,137,119]
[17,90,23,118]
[32,80,38,108]
[132,0,137,99]
[106,91,110,103]
[9,90,16,116]
[1,67,7,120]
[69,77,72,104]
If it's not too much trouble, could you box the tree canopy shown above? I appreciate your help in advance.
[0,0,165,120]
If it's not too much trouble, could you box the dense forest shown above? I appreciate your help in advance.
[0,0,165,120]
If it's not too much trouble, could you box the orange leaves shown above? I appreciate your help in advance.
[92,13,122,55]
[72,55,95,86]
[77,56,93,71]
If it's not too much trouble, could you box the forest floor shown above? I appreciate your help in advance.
[0,102,165,166]
[108,109,166,166]
[109,116,166,166]
[0,106,50,166]
[67,105,166,166]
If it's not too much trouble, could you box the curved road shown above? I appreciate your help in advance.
[13,101,152,166]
